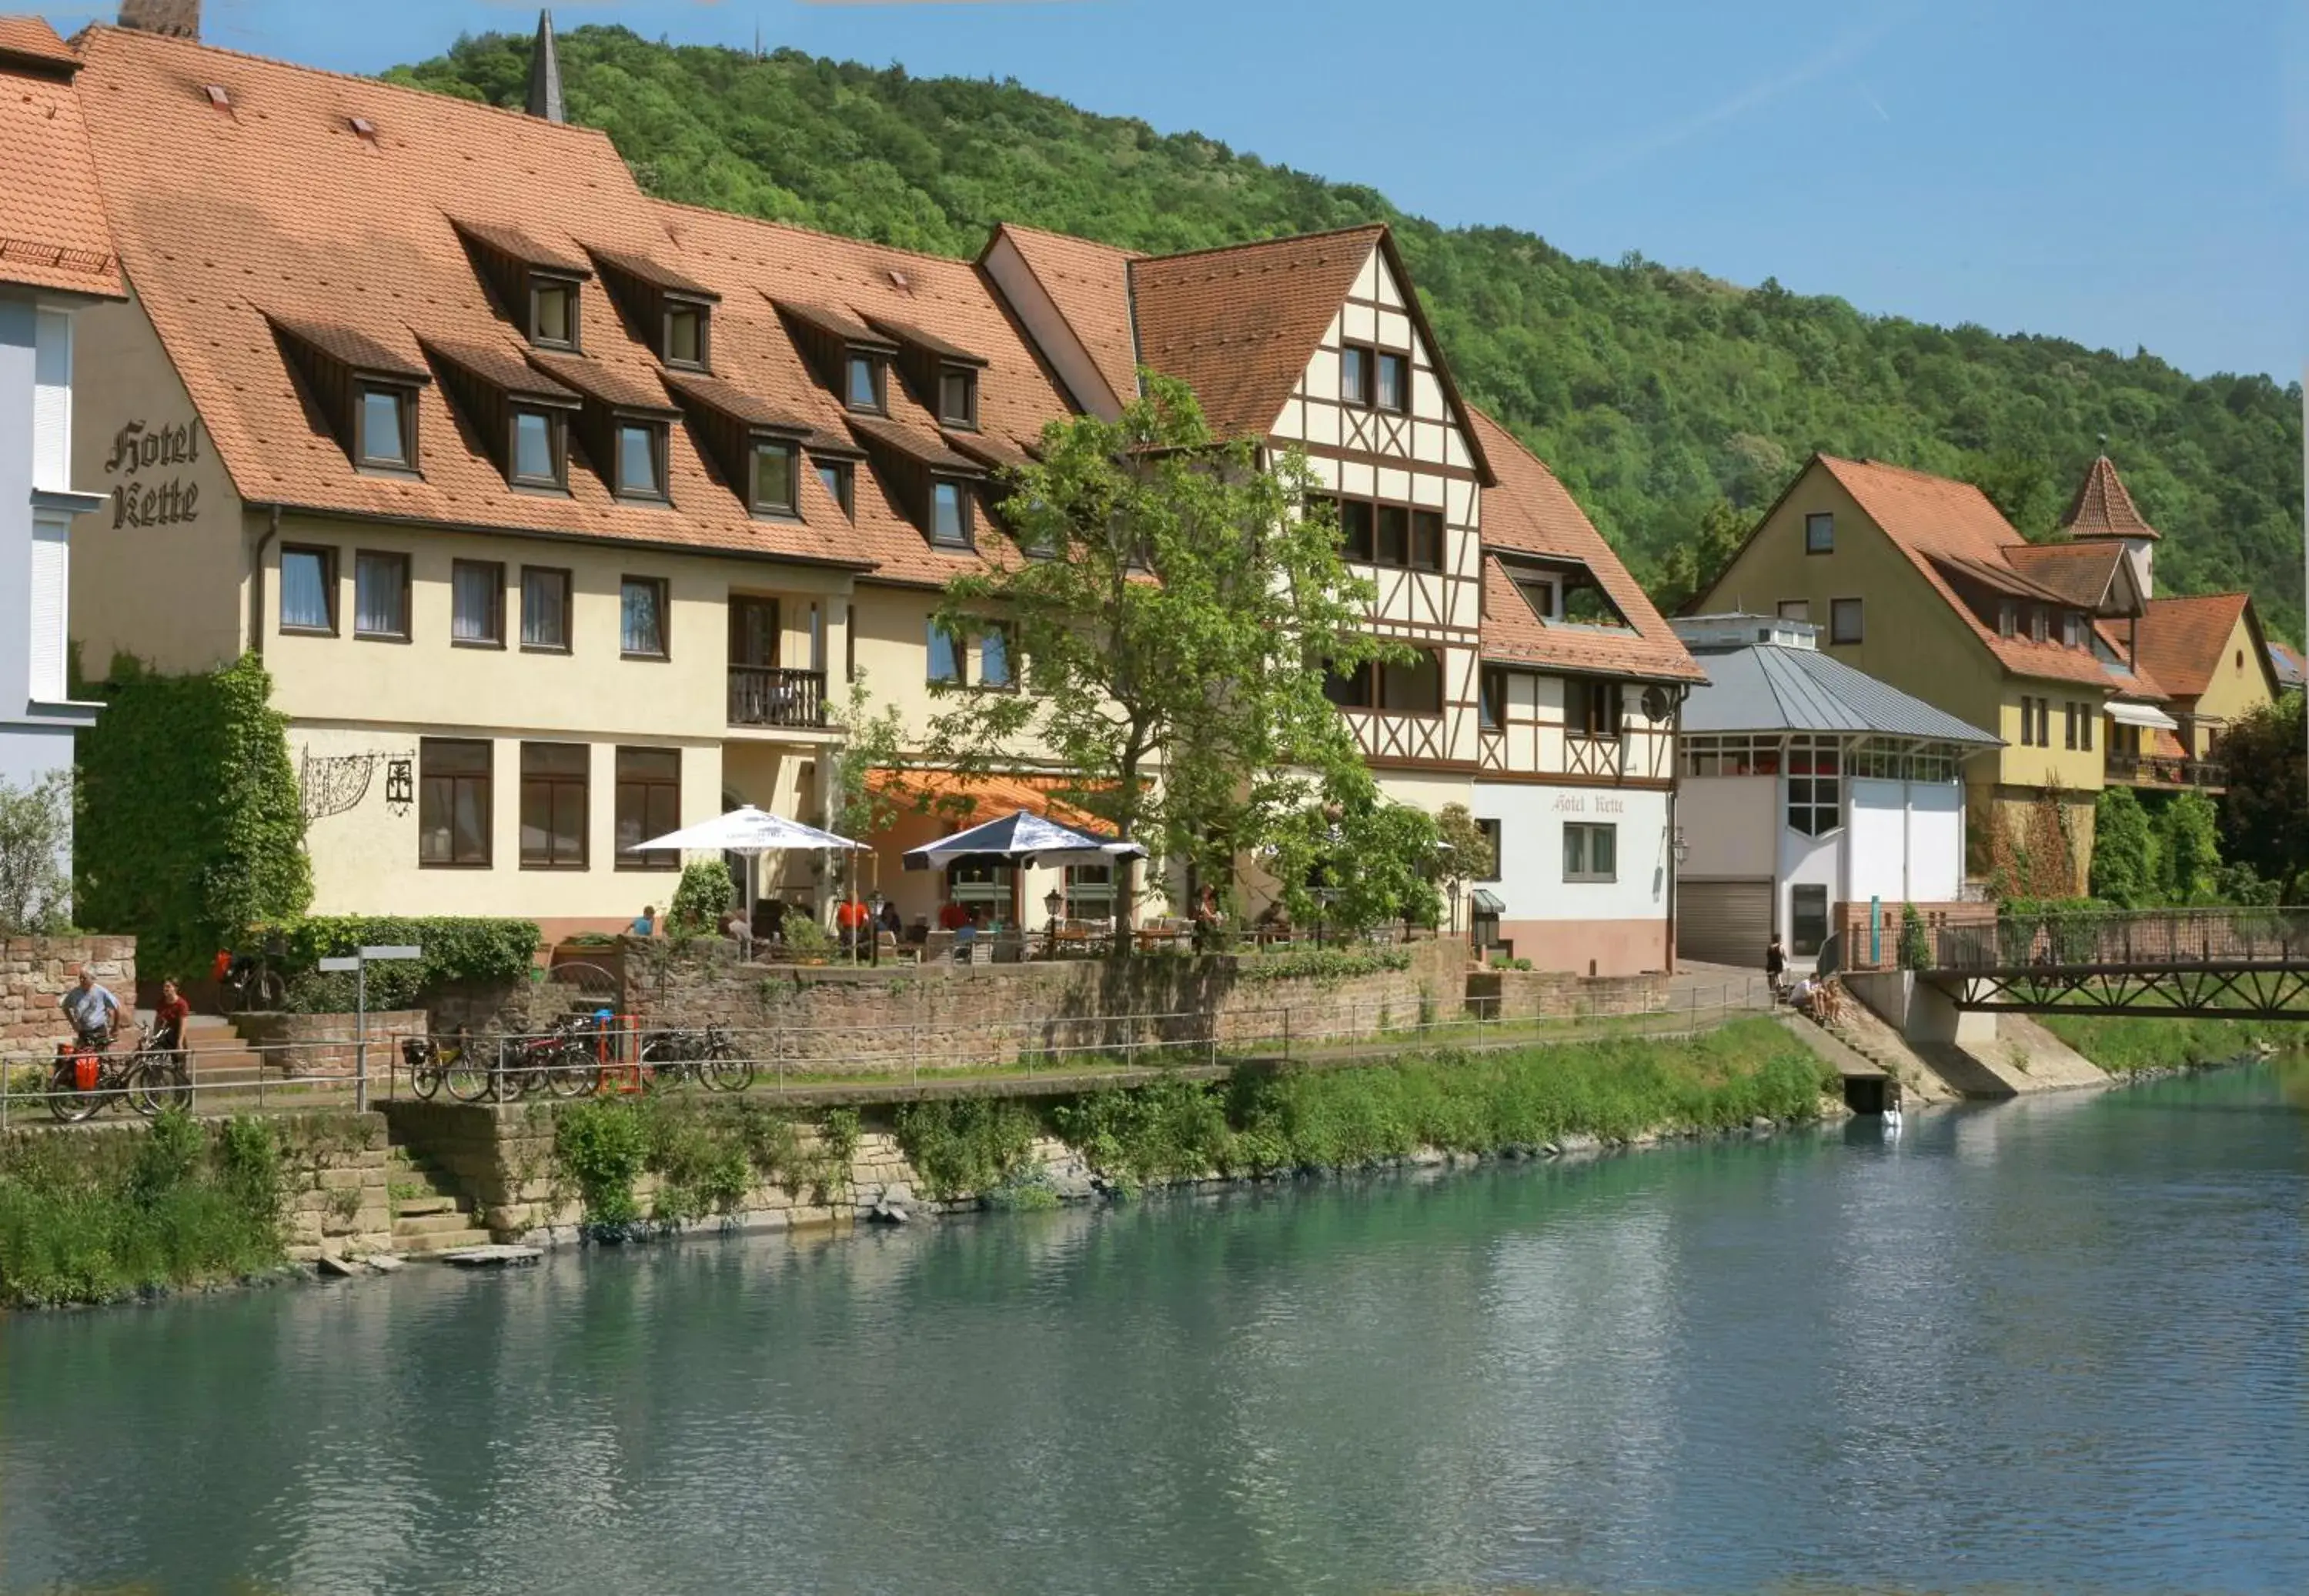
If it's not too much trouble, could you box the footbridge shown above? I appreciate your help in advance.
[1908,907,2309,1020]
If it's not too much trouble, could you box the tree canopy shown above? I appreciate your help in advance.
[390,25,2304,643]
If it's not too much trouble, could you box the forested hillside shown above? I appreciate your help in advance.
[389,27,2304,640]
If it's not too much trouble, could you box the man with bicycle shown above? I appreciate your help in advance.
[60,969,122,1048]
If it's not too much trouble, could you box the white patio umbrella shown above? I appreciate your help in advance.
[627,805,864,927]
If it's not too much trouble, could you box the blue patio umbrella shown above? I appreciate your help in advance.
[901,809,1146,872]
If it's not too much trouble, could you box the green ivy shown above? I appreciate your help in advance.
[1235,946,1414,984]
[267,916,542,1011]
[75,653,312,979]
[892,1097,1039,1200]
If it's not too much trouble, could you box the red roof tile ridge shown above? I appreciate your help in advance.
[76,22,621,147]
[1135,222,1388,268]
[0,15,79,71]
[984,219,1146,261]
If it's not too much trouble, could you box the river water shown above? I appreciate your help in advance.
[2,1066,2304,1594]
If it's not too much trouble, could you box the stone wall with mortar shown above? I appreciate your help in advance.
[1,937,136,1057]
[1466,969,1672,1023]
[230,1011,429,1078]
[277,1111,397,1260]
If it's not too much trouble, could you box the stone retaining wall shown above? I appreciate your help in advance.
[1467,970,1671,1023]
[1,937,136,1057]
[230,1011,429,1078]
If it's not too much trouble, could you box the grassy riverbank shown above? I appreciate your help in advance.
[0,1113,286,1308]
[896,1017,1838,1199]
[2038,1013,2305,1073]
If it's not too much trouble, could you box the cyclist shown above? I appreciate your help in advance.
[60,969,122,1048]
[150,977,192,1060]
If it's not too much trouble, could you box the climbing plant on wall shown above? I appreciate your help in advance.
[75,653,312,978]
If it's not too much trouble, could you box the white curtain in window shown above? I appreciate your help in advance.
[281,553,330,631]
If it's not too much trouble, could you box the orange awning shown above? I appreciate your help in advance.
[867,770,1106,832]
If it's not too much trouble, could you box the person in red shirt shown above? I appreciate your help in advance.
[937,900,971,933]
[151,978,192,1058]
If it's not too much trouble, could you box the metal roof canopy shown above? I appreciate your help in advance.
[1679,641,2000,746]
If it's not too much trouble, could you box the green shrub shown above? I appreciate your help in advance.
[268,917,542,1010]
[74,653,311,978]
[1235,946,1412,983]
[552,1099,651,1229]
[2090,786,2160,907]
[892,1097,1039,1200]
[667,860,736,934]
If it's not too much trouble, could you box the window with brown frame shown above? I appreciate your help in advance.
[1805,513,1835,553]
[520,742,589,870]
[521,566,572,652]
[750,438,799,519]
[844,602,858,683]
[1479,666,1509,730]
[1327,494,1442,572]
[2082,703,2094,752]
[663,302,709,370]
[1566,677,1623,739]
[451,560,504,647]
[1829,597,1864,645]
[356,382,417,472]
[845,352,886,414]
[1375,351,1410,414]
[613,420,669,503]
[278,546,337,635]
[2064,700,2078,750]
[1998,602,2017,637]
[620,576,669,659]
[816,459,854,520]
[1340,343,1374,406]
[931,479,973,548]
[510,406,567,490]
[353,551,410,641]
[615,747,680,871]
[2030,607,2049,644]
[419,739,492,868]
[1325,651,1442,715]
[939,366,978,429]
[529,275,580,350]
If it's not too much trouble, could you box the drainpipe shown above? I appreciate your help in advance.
[248,504,280,659]
[1665,683,1690,974]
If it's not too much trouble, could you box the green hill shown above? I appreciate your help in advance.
[388,26,2305,642]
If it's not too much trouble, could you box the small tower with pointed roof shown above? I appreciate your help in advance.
[526,9,563,124]
[2060,446,2157,601]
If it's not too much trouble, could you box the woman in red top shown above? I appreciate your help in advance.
[151,978,192,1058]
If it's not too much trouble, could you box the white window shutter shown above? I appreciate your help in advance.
[32,309,72,492]
[28,523,69,703]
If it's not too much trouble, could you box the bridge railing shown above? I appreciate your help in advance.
[1910,906,2309,973]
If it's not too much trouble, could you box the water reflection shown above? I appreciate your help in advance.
[2,1067,2304,1595]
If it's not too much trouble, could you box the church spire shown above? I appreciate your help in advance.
[526,9,564,124]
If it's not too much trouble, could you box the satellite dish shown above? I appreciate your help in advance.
[1640,685,1672,722]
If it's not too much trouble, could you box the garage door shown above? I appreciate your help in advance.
[1676,879,1773,967]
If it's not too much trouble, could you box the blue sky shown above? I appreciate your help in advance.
[42,0,2306,380]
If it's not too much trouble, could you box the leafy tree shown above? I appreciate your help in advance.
[75,653,311,977]
[0,772,73,934]
[1432,802,1493,930]
[393,25,2306,643]
[926,376,1385,927]
[2155,790,2223,904]
[1265,777,1445,938]
[2217,695,2308,896]
[667,859,736,934]
[825,676,910,900]
[2088,785,2159,907]
[1646,499,1752,617]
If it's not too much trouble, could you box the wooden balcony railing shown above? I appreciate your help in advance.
[1563,733,1625,779]
[2104,752,2226,790]
[727,666,827,730]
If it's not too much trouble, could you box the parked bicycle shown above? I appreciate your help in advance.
[46,1025,191,1122]
[401,1025,493,1104]
[497,1017,603,1100]
[642,1024,752,1093]
[215,939,288,1016]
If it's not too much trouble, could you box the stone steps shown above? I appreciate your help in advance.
[396,1226,498,1254]
[393,1193,458,1218]
[393,1210,480,1237]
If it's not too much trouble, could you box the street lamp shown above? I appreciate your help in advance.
[1312,885,1337,949]
[1044,886,1064,957]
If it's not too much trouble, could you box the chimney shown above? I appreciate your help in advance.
[117,0,200,38]
[526,9,564,124]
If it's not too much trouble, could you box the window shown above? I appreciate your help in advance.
[1786,736,1842,836]
[1829,598,1863,645]
[844,603,857,684]
[1473,818,1502,882]
[1805,513,1834,553]
[1999,602,2017,638]
[614,422,667,502]
[615,747,680,871]
[2081,704,2093,752]
[1376,504,1410,566]
[2016,696,2034,747]
[750,439,798,518]
[927,620,965,686]
[1324,659,1372,709]
[1791,884,1829,959]
[1562,823,1617,883]
[1380,650,1442,714]
[620,576,668,659]
[817,459,854,520]
[980,625,1015,690]
[510,407,566,489]
[1479,666,1509,730]
[279,546,336,634]
[845,352,884,413]
[939,366,978,429]
[663,302,707,370]
[1681,734,1786,779]
[1338,499,1375,562]
[2030,607,2049,644]
[1566,677,1622,739]
[1340,343,1374,406]
[1412,509,1445,573]
[354,551,409,640]
[521,566,571,652]
[2064,701,2078,751]
[451,560,504,647]
[356,383,414,471]
[2063,613,2085,649]
[1517,576,1559,621]
[1777,599,1811,623]
[931,479,972,547]
[1061,863,1114,922]
[520,742,589,870]
[530,277,578,349]
[1375,352,1410,414]
[947,858,1012,913]
[419,739,492,868]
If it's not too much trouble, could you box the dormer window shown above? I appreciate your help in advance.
[847,352,885,414]
[931,478,972,547]
[664,302,709,371]
[1517,576,1559,620]
[356,382,416,472]
[750,437,799,519]
[615,421,668,502]
[817,459,854,521]
[939,366,978,429]
[510,406,567,489]
[530,276,580,350]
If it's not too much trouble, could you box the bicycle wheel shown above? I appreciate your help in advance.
[547,1040,597,1099]
[48,1063,99,1123]
[252,969,288,1012]
[443,1045,492,1104]
[703,1035,754,1093]
[129,1057,191,1117]
[640,1036,687,1092]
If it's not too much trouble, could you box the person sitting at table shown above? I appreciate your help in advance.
[835,896,871,953]
[938,898,971,933]
[953,906,982,947]
[753,896,787,945]
[878,900,904,940]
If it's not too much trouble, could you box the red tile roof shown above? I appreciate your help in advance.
[2061,453,2160,542]
[0,18,122,299]
[1815,456,2137,691]
[1129,225,1385,442]
[2130,593,2256,702]
[984,222,1141,410]
[2002,541,2127,607]
[1473,409,1704,683]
